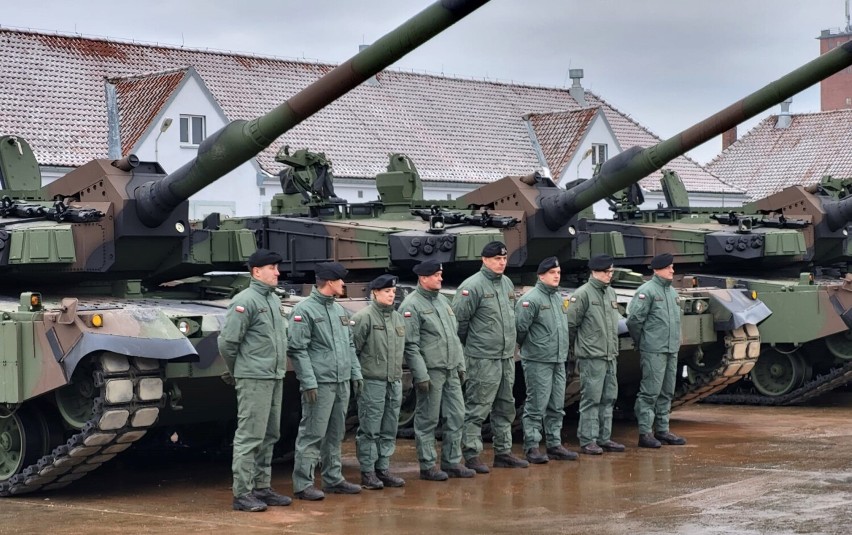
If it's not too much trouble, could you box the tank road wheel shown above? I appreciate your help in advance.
[55,360,97,429]
[0,406,49,483]
[825,331,852,361]
[750,347,805,397]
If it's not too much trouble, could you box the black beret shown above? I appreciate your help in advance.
[537,256,560,274]
[413,259,443,276]
[588,254,614,271]
[369,274,398,291]
[315,261,348,280]
[650,253,674,270]
[247,248,283,268]
[481,241,508,258]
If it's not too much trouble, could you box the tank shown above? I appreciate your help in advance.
[585,169,852,404]
[0,0,492,496]
[229,40,852,417]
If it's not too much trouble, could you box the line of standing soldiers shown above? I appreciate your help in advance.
[217,244,687,513]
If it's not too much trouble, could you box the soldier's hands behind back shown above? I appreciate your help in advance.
[304,388,318,404]
[416,380,431,393]
[220,371,236,386]
[351,379,364,396]
[458,370,466,385]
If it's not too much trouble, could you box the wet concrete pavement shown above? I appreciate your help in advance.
[2,396,851,535]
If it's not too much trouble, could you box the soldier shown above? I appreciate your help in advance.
[217,248,291,512]
[515,256,579,464]
[627,253,687,449]
[351,274,407,490]
[401,259,475,481]
[566,254,626,455]
[453,241,528,472]
[289,262,364,501]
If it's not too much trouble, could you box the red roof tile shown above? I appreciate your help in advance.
[0,28,735,193]
[112,69,187,155]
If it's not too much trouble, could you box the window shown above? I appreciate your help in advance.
[446,193,452,200]
[591,143,608,165]
[357,190,364,199]
[179,115,206,146]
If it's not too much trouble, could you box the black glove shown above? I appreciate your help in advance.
[458,369,467,385]
[416,380,431,393]
[220,371,235,386]
[351,379,364,396]
[304,388,318,404]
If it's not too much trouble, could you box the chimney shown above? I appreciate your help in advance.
[359,44,380,86]
[775,98,793,129]
[569,69,587,107]
[722,126,737,150]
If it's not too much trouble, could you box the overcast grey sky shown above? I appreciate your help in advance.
[2,0,849,164]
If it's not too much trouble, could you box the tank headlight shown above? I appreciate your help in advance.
[567,226,576,236]
[750,290,758,300]
[693,300,709,314]
[178,320,190,334]
[844,229,849,237]
[175,221,186,233]
[91,314,103,328]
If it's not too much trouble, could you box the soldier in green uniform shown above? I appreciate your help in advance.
[352,274,407,490]
[401,260,475,481]
[453,241,528,473]
[218,249,291,512]
[515,256,579,464]
[627,253,687,449]
[566,254,626,455]
[289,262,364,501]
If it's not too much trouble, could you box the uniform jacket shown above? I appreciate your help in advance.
[217,278,288,379]
[565,277,621,360]
[400,285,465,384]
[515,280,570,363]
[626,274,682,354]
[452,266,517,359]
[352,299,405,381]
[287,287,363,390]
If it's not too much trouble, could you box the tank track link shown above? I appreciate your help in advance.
[703,359,852,406]
[671,323,761,409]
[0,353,164,496]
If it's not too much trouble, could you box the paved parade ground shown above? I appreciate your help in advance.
[2,395,850,535]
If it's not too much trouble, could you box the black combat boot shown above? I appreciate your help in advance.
[360,471,384,490]
[252,487,292,506]
[546,445,579,461]
[580,443,603,455]
[525,447,549,464]
[638,433,662,449]
[376,469,406,487]
[465,456,491,474]
[493,453,530,468]
[233,493,268,512]
[323,480,362,494]
[441,463,476,478]
[598,440,626,452]
[655,431,687,445]
[294,485,325,501]
[419,466,449,481]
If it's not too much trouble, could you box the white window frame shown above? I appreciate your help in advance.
[180,115,207,146]
[591,143,608,165]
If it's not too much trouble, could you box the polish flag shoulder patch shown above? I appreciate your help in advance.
[638,294,646,300]
[522,301,530,308]
[235,305,245,313]
[461,290,470,296]
[404,311,412,318]
[294,315,303,322]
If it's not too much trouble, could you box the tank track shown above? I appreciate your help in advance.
[703,359,852,406]
[671,324,761,409]
[0,353,164,496]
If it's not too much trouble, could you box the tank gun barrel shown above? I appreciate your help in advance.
[134,0,490,227]
[823,195,852,231]
[541,41,852,231]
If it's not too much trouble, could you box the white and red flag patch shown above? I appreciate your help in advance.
[294,315,303,322]
[235,305,245,313]
[522,301,530,308]
[404,311,412,318]
[462,290,469,296]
